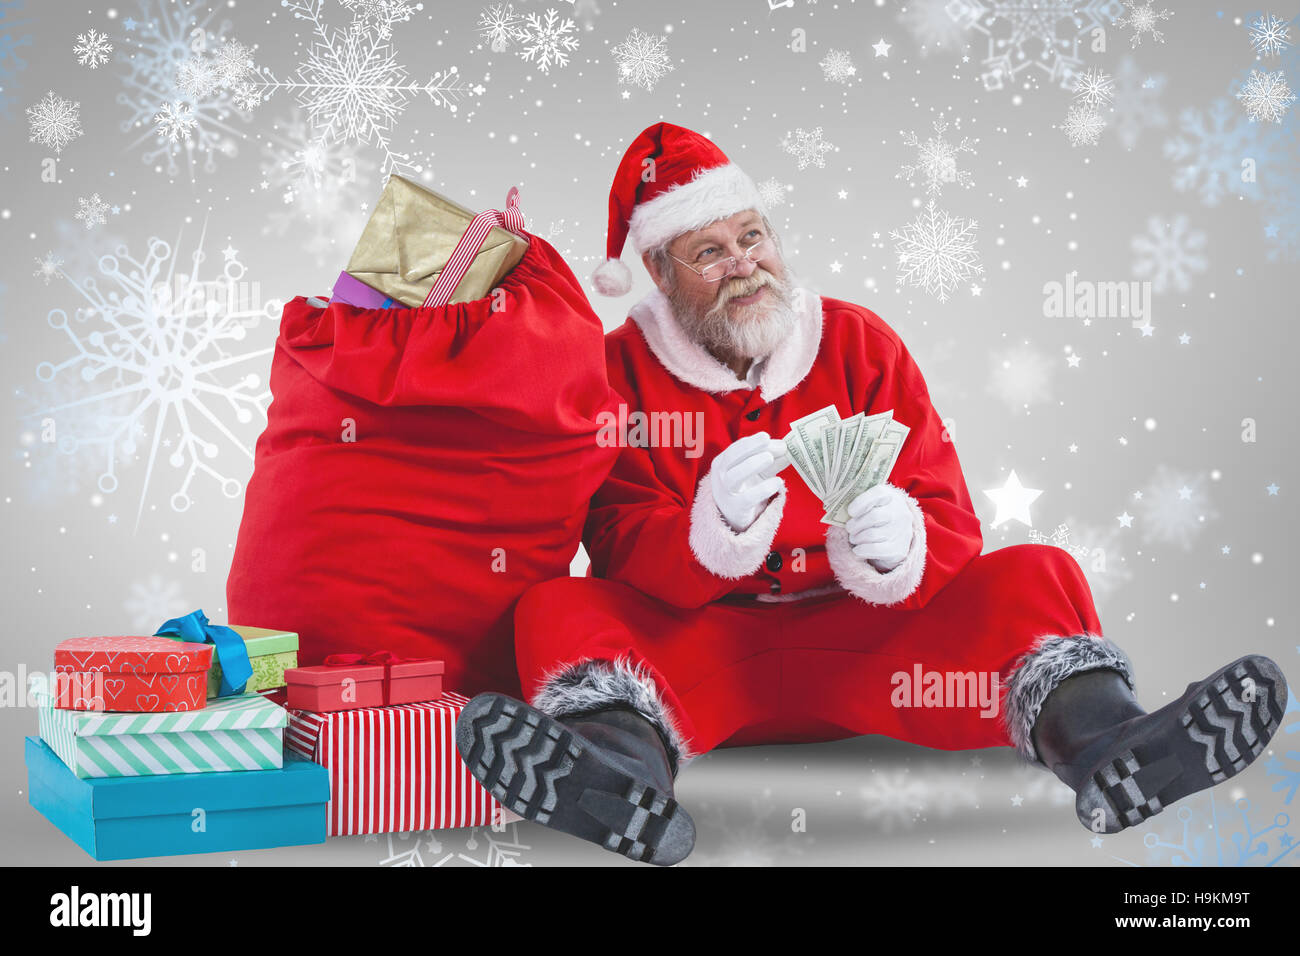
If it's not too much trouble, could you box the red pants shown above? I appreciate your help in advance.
[514,544,1103,758]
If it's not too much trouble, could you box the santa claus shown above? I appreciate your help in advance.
[455,123,1288,865]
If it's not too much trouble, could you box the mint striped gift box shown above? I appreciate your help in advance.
[38,693,287,779]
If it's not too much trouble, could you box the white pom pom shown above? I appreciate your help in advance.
[591,257,633,297]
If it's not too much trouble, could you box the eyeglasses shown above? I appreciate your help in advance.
[670,237,775,283]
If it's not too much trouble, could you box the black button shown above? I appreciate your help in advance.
[769,581,782,595]
[746,409,761,421]
[765,550,783,572]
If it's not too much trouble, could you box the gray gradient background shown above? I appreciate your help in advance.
[0,0,1297,867]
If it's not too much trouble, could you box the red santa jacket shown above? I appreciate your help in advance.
[584,285,984,610]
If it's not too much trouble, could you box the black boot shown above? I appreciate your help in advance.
[455,693,696,865]
[1032,656,1288,833]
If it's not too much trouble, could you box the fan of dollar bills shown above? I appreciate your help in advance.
[782,407,910,527]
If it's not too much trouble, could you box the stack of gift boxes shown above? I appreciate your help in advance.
[25,613,508,861]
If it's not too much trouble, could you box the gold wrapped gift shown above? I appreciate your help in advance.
[345,174,529,307]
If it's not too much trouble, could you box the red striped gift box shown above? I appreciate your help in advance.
[286,692,514,836]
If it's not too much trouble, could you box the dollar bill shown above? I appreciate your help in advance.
[784,406,840,496]
[823,420,910,526]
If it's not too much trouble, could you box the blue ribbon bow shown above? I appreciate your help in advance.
[155,609,254,698]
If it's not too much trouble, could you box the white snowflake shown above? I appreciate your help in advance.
[1055,515,1133,606]
[253,0,479,175]
[1062,102,1106,147]
[890,199,983,303]
[859,771,930,832]
[516,8,579,74]
[340,0,424,39]
[212,39,254,88]
[1131,215,1207,295]
[612,27,673,92]
[1248,13,1291,58]
[33,251,64,285]
[950,0,1118,92]
[73,28,112,69]
[818,48,856,84]
[230,80,262,113]
[897,119,976,196]
[154,101,197,142]
[1071,67,1114,107]
[782,126,834,169]
[176,54,220,99]
[379,821,532,866]
[123,574,188,630]
[477,3,524,53]
[1236,69,1296,124]
[116,0,259,178]
[26,90,83,154]
[757,176,790,208]
[74,193,109,230]
[1113,1,1173,48]
[36,228,279,524]
[1111,57,1167,151]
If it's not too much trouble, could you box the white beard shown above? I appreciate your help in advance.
[669,272,798,364]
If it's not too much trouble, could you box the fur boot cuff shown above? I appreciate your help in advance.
[1002,633,1137,765]
[530,656,694,775]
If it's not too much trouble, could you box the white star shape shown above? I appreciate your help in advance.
[982,470,1043,529]
[1117,511,1134,527]
[1066,353,1082,367]
[873,38,891,57]
[1016,176,1028,187]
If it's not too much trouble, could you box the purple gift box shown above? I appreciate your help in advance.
[330,271,401,309]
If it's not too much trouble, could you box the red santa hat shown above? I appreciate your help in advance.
[592,122,766,297]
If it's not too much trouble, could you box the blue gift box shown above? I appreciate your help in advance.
[25,736,329,861]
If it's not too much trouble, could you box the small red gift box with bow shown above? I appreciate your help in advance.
[284,652,444,713]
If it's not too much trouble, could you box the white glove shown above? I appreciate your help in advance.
[846,485,914,572]
[709,431,789,533]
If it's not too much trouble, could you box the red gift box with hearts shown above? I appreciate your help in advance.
[52,636,213,712]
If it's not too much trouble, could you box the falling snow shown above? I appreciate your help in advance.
[1236,69,1296,124]
[1062,102,1106,147]
[1163,98,1263,206]
[612,27,674,92]
[26,89,82,154]
[891,199,983,303]
[782,126,834,169]
[1071,67,1114,107]
[1113,1,1173,48]
[757,176,790,208]
[1248,13,1291,58]
[72,27,112,69]
[33,250,63,285]
[476,3,523,53]
[819,48,857,85]
[74,193,109,230]
[154,100,197,142]
[898,119,976,195]
[515,8,579,74]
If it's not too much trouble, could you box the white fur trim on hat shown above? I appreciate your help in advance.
[824,483,927,606]
[688,471,787,580]
[627,163,766,256]
[627,284,824,402]
[592,257,633,296]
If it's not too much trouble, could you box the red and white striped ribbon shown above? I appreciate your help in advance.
[422,187,526,308]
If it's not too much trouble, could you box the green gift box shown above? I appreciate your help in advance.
[207,626,299,698]
[38,692,287,779]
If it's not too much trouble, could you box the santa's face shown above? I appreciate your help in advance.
[654,211,796,361]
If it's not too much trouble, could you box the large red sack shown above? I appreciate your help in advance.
[227,232,622,697]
